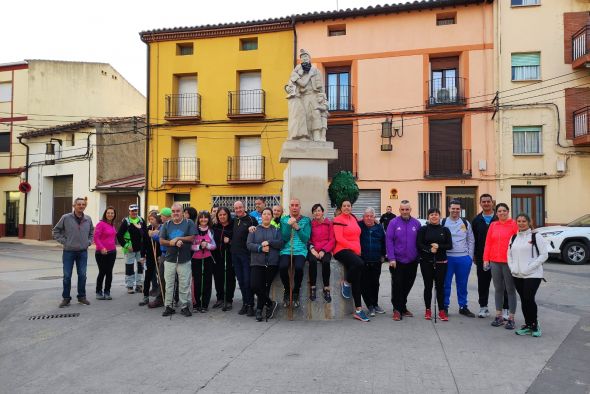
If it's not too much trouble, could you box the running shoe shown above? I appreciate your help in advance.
[515,325,532,336]
[531,324,542,338]
[438,310,449,321]
[353,310,370,322]
[341,282,352,299]
[374,305,386,314]
[424,309,432,320]
[478,307,490,318]
[491,316,504,327]
[505,319,516,330]
[392,310,402,321]
[459,307,476,318]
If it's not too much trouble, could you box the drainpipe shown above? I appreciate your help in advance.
[17,136,29,238]
[144,41,151,219]
[291,16,297,67]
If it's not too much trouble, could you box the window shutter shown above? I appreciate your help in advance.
[511,53,540,67]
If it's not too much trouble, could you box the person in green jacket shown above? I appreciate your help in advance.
[279,198,311,308]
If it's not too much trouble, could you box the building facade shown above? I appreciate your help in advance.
[0,60,145,238]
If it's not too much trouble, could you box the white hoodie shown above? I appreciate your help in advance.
[507,229,548,279]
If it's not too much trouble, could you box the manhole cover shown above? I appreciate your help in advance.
[35,276,62,280]
[29,313,80,320]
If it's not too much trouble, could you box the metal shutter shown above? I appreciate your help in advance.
[326,189,381,219]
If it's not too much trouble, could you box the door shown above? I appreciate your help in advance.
[177,75,198,116]
[239,137,262,180]
[445,187,477,220]
[326,68,351,111]
[238,72,261,114]
[431,69,457,104]
[52,176,73,226]
[5,192,19,236]
[429,119,463,177]
[177,139,197,181]
[106,193,138,230]
[511,187,545,227]
[327,123,353,178]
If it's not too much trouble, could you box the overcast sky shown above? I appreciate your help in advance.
[1,0,395,96]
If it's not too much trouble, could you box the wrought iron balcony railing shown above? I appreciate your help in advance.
[163,157,200,182]
[227,155,265,182]
[228,89,265,117]
[426,77,466,107]
[424,149,472,177]
[165,93,201,119]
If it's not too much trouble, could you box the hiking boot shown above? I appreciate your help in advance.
[292,293,300,309]
[255,309,263,322]
[96,291,105,300]
[283,291,290,308]
[505,319,516,330]
[368,307,376,317]
[104,291,112,300]
[246,305,255,317]
[180,307,192,317]
[135,285,143,293]
[212,300,223,309]
[78,297,90,306]
[403,310,414,317]
[265,301,278,320]
[353,309,370,322]
[491,316,504,327]
[323,289,332,303]
[531,324,542,338]
[148,298,163,308]
[162,306,176,316]
[127,287,134,294]
[222,302,233,311]
[515,325,532,336]
[374,305,386,314]
[459,307,476,318]
[478,307,490,318]
[502,309,509,321]
[59,299,70,308]
[238,304,249,315]
[438,310,448,321]
[392,310,402,321]
[139,296,149,306]
[341,282,352,299]
[424,309,432,320]
[310,287,317,301]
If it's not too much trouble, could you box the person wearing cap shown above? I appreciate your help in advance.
[117,203,149,294]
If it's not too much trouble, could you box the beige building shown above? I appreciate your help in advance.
[0,60,145,238]
[494,0,590,226]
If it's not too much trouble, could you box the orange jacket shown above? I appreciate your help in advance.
[483,219,518,263]
[333,213,361,255]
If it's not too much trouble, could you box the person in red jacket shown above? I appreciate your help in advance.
[333,200,369,322]
[308,203,335,303]
[483,203,518,329]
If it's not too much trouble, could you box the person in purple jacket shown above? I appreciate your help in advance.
[386,200,422,321]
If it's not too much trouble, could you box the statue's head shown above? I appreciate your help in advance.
[299,49,311,64]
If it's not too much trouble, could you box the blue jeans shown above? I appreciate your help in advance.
[62,250,88,300]
[444,255,472,308]
[232,252,253,306]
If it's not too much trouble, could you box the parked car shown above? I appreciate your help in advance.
[535,214,590,265]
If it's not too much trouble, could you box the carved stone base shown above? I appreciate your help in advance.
[279,140,338,163]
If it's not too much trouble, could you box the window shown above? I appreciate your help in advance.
[513,126,542,154]
[240,38,258,51]
[418,192,442,220]
[511,0,540,6]
[65,133,75,147]
[168,75,199,117]
[436,12,456,25]
[512,53,541,81]
[237,72,262,114]
[176,43,194,56]
[0,133,9,152]
[328,24,346,36]
[0,82,11,102]
[326,67,352,111]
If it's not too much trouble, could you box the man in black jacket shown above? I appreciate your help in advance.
[232,201,258,316]
[379,205,396,232]
[117,204,149,294]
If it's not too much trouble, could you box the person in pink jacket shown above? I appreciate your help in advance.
[483,203,519,329]
[308,203,335,303]
[94,207,117,300]
[333,200,369,322]
[191,211,217,312]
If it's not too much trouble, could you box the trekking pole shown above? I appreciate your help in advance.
[172,245,179,321]
[432,256,437,324]
[151,239,164,300]
[201,256,205,311]
[223,249,228,311]
[288,228,294,321]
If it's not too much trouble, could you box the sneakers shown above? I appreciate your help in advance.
[162,306,176,317]
[374,305,386,314]
[402,310,414,317]
[78,297,90,306]
[283,291,290,308]
[353,309,370,322]
[104,291,112,300]
[341,281,352,299]
[459,307,476,318]
[127,287,134,294]
[255,309,263,322]
[200,307,208,313]
[238,304,249,315]
[292,293,300,309]
[246,305,255,317]
[438,310,448,321]
[135,285,143,293]
[265,301,278,320]
[222,302,233,312]
[368,307,376,317]
[531,324,542,338]
[180,307,192,317]
[392,310,402,321]
[491,316,504,327]
[323,289,332,303]
[148,298,163,308]
[515,325,532,336]
[310,287,317,301]
[424,309,432,320]
[505,319,516,330]
[212,300,224,309]
[139,296,149,306]
[478,307,490,318]
[96,291,105,300]
[59,299,70,308]
[502,309,509,321]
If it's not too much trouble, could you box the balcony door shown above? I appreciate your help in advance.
[431,69,457,104]
[177,76,198,116]
[326,67,351,111]
[428,118,463,176]
[177,139,197,181]
[239,137,261,180]
[238,72,261,114]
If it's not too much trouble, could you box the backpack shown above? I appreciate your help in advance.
[510,232,540,257]
[442,217,469,228]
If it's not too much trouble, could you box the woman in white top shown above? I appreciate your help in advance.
[507,213,548,337]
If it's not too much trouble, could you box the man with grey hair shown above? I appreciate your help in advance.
[359,207,387,316]
[53,197,94,308]
[232,200,258,316]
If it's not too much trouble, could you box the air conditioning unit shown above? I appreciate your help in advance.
[556,159,566,173]
[478,160,487,171]
[437,88,450,103]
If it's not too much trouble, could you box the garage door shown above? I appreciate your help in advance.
[327,189,381,219]
[53,176,73,226]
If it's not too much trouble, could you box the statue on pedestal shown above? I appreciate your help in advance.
[285,49,328,142]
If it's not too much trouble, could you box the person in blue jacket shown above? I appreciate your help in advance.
[359,207,387,317]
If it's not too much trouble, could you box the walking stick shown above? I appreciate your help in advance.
[432,256,438,324]
[201,257,205,310]
[223,249,228,311]
[151,239,164,300]
[288,228,294,321]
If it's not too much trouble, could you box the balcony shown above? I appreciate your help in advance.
[326,84,354,112]
[165,93,201,120]
[426,77,466,107]
[163,157,200,183]
[424,149,472,178]
[573,107,590,146]
[572,25,590,69]
[328,152,356,179]
[227,90,265,118]
[227,155,265,183]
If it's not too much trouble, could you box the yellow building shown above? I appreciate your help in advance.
[140,20,294,212]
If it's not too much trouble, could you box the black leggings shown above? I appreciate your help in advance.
[361,262,382,308]
[95,251,116,293]
[279,255,306,294]
[250,265,278,310]
[308,251,332,288]
[212,249,236,303]
[334,249,364,308]
[420,259,448,310]
[513,277,542,328]
[192,257,214,308]
[143,257,159,297]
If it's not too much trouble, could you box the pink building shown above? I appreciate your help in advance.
[295,0,495,219]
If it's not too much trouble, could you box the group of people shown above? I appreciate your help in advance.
[52,193,548,336]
